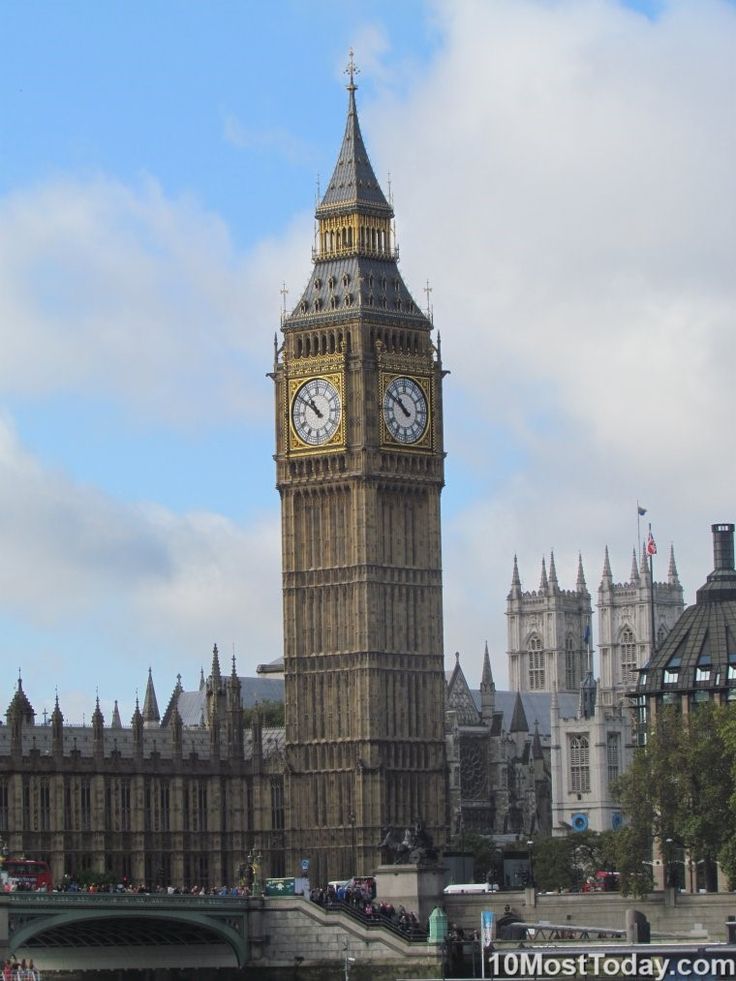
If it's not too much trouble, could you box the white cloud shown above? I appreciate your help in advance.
[363,0,736,684]
[0,177,311,429]
[1,0,735,704]
[0,414,281,716]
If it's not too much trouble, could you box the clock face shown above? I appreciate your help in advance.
[383,376,428,444]
[291,377,342,446]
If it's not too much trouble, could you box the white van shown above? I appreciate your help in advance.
[443,882,495,895]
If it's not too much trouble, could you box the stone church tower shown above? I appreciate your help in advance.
[507,553,593,693]
[597,543,684,706]
[550,544,685,835]
[272,60,447,884]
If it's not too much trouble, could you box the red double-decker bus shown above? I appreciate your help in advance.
[1,858,52,891]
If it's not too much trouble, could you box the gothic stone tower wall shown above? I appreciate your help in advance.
[597,546,684,706]
[273,71,447,884]
[507,556,592,693]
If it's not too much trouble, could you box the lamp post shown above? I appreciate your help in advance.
[665,838,687,891]
[664,837,673,889]
[343,939,355,981]
[349,809,356,874]
[527,840,535,889]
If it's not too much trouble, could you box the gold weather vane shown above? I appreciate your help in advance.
[345,49,360,90]
[424,279,434,323]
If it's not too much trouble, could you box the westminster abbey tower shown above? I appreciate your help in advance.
[273,59,448,883]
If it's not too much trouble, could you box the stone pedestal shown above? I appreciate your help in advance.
[374,863,446,925]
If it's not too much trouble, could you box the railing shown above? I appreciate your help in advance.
[318,899,427,943]
[3,892,250,909]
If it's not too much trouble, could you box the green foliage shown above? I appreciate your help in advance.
[530,831,617,893]
[605,826,654,899]
[613,702,736,893]
[243,699,284,727]
[453,832,501,882]
[529,835,575,892]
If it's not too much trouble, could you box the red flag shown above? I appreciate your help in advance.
[646,530,657,556]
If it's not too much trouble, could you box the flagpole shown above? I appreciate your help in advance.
[648,523,656,657]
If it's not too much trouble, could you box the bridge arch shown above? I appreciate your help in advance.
[10,907,247,967]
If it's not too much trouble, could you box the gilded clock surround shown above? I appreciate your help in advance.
[380,371,432,450]
[287,365,345,454]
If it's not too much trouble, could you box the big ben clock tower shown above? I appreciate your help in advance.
[273,56,447,883]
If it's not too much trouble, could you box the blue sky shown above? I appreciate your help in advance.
[1,0,735,723]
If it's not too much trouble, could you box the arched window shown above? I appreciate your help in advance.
[620,627,637,685]
[606,732,620,783]
[569,734,590,793]
[528,635,545,691]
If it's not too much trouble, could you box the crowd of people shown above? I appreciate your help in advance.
[2,959,40,980]
[309,879,425,937]
[54,877,252,897]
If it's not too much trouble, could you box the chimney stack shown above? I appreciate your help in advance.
[697,522,736,603]
[712,523,735,573]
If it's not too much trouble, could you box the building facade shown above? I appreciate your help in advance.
[598,544,684,707]
[550,544,684,835]
[0,648,286,888]
[507,554,593,694]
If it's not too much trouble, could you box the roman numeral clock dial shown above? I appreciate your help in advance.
[290,376,342,447]
[383,376,429,445]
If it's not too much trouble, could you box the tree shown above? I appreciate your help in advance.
[531,831,616,893]
[613,703,736,893]
[242,699,284,727]
[452,832,500,883]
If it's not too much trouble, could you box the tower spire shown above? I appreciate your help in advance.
[630,547,640,583]
[602,545,612,581]
[539,556,548,592]
[576,553,587,592]
[142,667,160,729]
[548,550,558,589]
[481,641,494,689]
[509,555,522,599]
[668,544,680,584]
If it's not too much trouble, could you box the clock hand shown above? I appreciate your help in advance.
[394,394,412,418]
[298,393,324,419]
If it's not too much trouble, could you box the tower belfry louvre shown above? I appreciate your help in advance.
[273,56,448,883]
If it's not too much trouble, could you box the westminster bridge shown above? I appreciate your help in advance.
[0,891,440,978]
[3,888,735,978]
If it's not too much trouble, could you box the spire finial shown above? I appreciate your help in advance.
[668,543,680,584]
[576,553,587,592]
[602,545,612,581]
[548,550,558,586]
[345,48,360,92]
[280,281,289,320]
[424,279,433,322]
